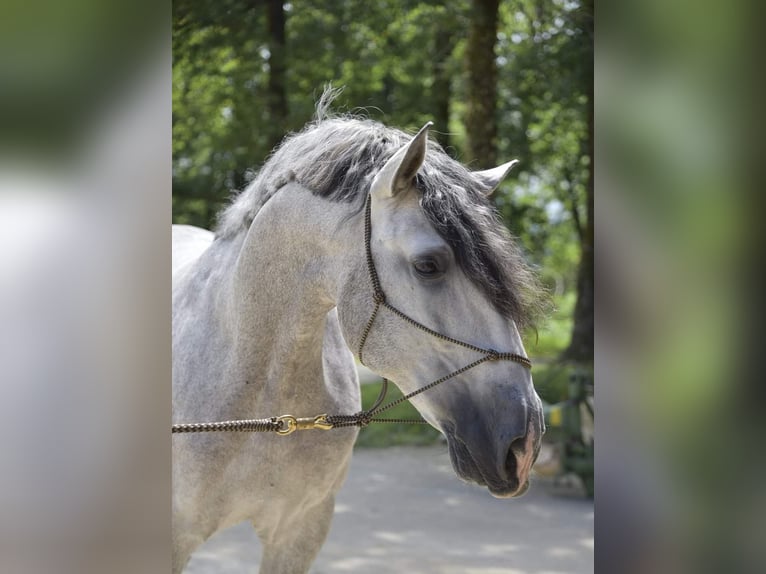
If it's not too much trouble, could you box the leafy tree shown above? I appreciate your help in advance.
[173,0,271,226]
[489,0,593,361]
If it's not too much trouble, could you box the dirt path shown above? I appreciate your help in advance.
[185,446,594,574]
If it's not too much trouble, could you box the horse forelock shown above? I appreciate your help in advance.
[416,161,545,329]
[216,112,544,328]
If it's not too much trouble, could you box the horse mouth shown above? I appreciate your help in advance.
[489,479,530,499]
[445,431,530,499]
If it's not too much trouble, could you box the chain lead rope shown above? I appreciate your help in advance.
[172,193,531,435]
[172,418,280,433]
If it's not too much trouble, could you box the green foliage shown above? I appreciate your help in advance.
[526,290,575,360]
[533,361,594,405]
[354,382,442,448]
[534,363,574,405]
[173,1,271,226]
[492,0,592,305]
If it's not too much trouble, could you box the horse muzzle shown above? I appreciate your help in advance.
[443,403,543,499]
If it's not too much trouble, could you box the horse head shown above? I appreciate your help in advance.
[337,123,544,498]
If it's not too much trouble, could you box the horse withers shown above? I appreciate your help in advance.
[172,101,545,573]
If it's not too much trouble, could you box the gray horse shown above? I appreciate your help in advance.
[172,100,545,573]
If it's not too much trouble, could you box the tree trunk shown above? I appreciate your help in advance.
[432,26,453,153]
[464,0,499,168]
[266,0,288,151]
[563,0,594,363]
[563,143,593,361]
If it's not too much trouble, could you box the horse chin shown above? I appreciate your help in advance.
[488,479,530,499]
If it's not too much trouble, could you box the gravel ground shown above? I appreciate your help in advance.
[185,446,594,574]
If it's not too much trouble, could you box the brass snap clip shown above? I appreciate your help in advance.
[275,414,333,436]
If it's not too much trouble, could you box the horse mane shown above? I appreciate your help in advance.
[216,90,544,327]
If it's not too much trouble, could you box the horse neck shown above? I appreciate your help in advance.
[224,184,358,409]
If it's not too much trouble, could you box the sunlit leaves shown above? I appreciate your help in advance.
[493,0,590,295]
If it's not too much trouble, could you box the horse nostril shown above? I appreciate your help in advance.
[504,436,525,487]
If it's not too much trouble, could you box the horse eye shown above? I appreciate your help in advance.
[413,258,442,277]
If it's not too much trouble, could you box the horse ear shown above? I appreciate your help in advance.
[371,122,432,198]
[474,159,519,196]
